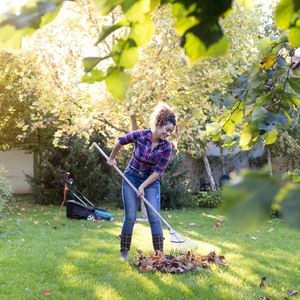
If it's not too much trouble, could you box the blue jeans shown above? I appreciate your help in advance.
[121,167,163,236]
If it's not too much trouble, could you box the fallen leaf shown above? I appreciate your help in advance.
[134,250,228,274]
[213,221,222,228]
[260,276,266,288]
[42,289,51,296]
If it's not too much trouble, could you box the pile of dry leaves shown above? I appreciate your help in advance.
[134,250,228,273]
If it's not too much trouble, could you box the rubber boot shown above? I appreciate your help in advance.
[120,234,132,260]
[152,234,164,254]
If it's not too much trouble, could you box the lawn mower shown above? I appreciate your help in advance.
[59,171,114,221]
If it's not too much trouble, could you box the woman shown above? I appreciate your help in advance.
[107,103,177,260]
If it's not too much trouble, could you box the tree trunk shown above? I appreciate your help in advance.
[202,153,217,191]
[220,146,225,174]
[131,114,148,220]
[267,147,273,176]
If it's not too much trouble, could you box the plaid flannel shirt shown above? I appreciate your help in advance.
[118,129,172,176]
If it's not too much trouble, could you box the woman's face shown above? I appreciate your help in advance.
[156,122,175,140]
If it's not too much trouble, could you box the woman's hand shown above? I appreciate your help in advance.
[107,157,116,166]
[137,185,145,198]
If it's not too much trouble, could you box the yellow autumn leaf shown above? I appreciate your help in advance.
[259,54,277,70]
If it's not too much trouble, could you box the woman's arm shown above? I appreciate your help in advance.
[107,141,123,166]
[137,172,160,198]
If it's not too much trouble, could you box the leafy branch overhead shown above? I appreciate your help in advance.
[1,0,300,99]
[206,44,300,150]
[1,0,231,99]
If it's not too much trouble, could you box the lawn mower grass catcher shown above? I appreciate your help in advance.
[60,171,114,222]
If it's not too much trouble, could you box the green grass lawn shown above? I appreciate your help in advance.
[0,198,299,300]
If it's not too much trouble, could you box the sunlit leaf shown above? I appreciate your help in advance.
[264,129,278,145]
[231,108,243,124]
[171,2,199,35]
[206,122,221,136]
[239,127,252,147]
[184,32,228,64]
[275,0,295,30]
[119,45,139,68]
[105,68,131,99]
[122,0,151,22]
[81,70,105,84]
[0,25,35,49]
[223,119,235,134]
[288,27,300,47]
[130,16,154,46]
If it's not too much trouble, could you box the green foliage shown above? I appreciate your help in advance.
[221,167,279,231]
[27,134,113,205]
[160,152,190,209]
[207,43,300,150]
[0,165,13,215]
[221,167,300,231]
[275,0,300,47]
[0,0,63,49]
[1,0,300,100]
[187,191,222,208]
[282,168,300,183]
[0,52,38,150]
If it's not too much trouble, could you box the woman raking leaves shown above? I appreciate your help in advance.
[107,103,177,260]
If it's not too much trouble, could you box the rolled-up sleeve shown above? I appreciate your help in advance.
[154,143,172,175]
[118,130,145,145]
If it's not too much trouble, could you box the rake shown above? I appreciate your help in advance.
[92,142,185,244]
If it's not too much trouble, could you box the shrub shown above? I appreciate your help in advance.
[187,191,222,208]
[0,165,13,215]
[160,152,191,209]
[27,134,114,205]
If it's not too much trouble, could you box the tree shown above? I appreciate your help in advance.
[1,0,300,228]
[0,51,41,150]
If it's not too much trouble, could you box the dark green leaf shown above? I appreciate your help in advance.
[94,0,122,15]
[281,183,300,229]
[82,56,110,72]
[221,168,279,231]
[288,77,300,93]
[95,20,129,45]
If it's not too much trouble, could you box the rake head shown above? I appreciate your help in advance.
[169,229,185,243]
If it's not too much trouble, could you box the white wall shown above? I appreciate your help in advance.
[0,150,33,194]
